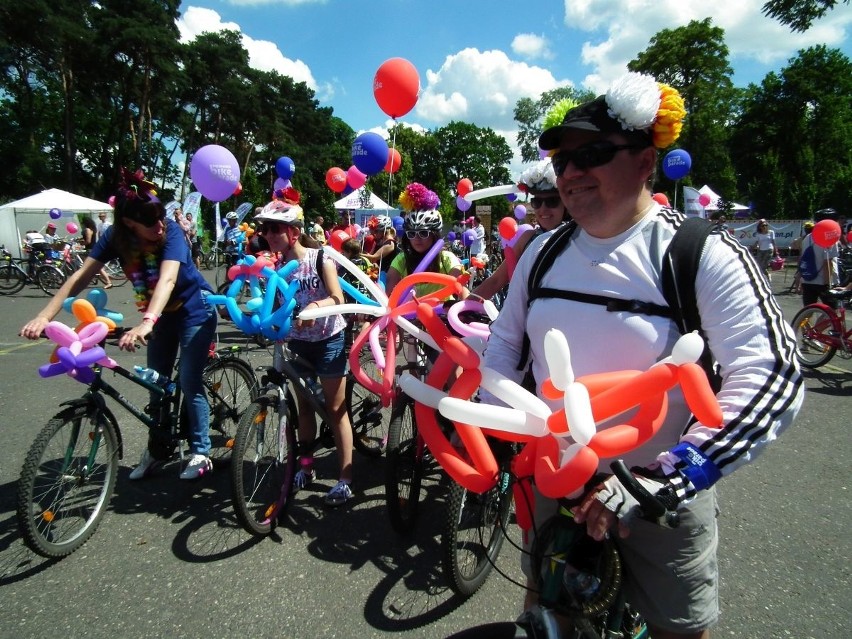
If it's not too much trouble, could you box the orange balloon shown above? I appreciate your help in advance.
[325,167,347,192]
[498,216,518,240]
[384,148,402,174]
[373,58,420,119]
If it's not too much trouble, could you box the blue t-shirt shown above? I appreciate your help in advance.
[90,218,213,325]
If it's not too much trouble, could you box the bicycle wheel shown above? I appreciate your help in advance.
[102,259,128,286]
[0,264,26,294]
[441,473,513,597]
[385,397,425,534]
[203,357,258,463]
[791,305,837,368]
[16,404,119,558]
[36,264,66,295]
[346,352,390,457]
[231,393,298,536]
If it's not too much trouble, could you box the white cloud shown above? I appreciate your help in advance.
[562,0,852,91]
[177,6,318,90]
[512,33,554,60]
[416,48,572,130]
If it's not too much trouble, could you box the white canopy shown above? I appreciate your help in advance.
[698,185,750,211]
[0,188,112,257]
[333,190,392,211]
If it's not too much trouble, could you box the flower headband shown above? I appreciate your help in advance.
[117,168,159,204]
[604,72,686,149]
[517,159,558,194]
[398,182,440,212]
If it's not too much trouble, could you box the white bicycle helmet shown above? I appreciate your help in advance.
[404,210,442,233]
[225,211,238,220]
[369,215,392,231]
[256,201,303,227]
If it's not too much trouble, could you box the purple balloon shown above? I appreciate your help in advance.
[273,177,290,191]
[462,229,475,247]
[275,156,295,180]
[514,204,527,220]
[456,195,472,212]
[190,144,241,202]
[49,208,62,220]
[505,193,517,202]
[447,231,456,241]
[351,132,389,176]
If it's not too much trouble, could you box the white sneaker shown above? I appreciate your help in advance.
[180,454,212,480]
[129,449,159,480]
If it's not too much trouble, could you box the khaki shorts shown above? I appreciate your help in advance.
[521,487,719,634]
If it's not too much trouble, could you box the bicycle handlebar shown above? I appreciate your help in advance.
[610,460,680,529]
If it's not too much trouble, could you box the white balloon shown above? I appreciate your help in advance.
[398,373,446,408]
[463,184,522,203]
[299,303,386,320]
[482,299,499,321]
[562,383,596,445]
[479,367,551,420]
[438,396,549,437]
[321,244,388,305]
[557,440,585,467]
[671,331,705,365]
[544,329,574,389]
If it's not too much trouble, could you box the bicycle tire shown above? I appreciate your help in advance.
[791,305,837,368]
[441,474,514,597]
[102,259,128,286]
[16,404,119,558]
[36,264,66,295]
[346,352,390,457]
[231,393,298,536]
[202,357,258,463]
[385,397,424,534]
[0,264,26,294]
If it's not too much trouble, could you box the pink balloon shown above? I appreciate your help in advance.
[66,222,79,234]
[698,194,711,207]
[346,165,367,190]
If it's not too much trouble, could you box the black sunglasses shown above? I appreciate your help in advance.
[530,196,562,210]
[130,210,166,228]
[258,222,284,234]
[405,230,432,240]
[551,141,644,175]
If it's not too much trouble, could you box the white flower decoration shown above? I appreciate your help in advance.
[605,72,661,132]
[518,159,557,192]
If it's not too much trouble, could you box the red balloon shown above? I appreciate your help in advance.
[652,192,669,206]
[325,167,347,193]
[329,229,350,251]
[384,148,402,174]
[498,216,518,241]
[233,181,243,196]
[812,219,841,248]
[698,193,711,207]
[373,58,420,119]
[457,178,473,197]
[847,230,852,244]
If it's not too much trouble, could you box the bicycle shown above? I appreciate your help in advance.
[16,333,258,558]
[448,460,679,639]
[230,338,387,536]
[0,244,67,295]
[790,287,852,367]
[384,322,514,597]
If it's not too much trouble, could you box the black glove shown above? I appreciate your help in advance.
[595,474,680,525]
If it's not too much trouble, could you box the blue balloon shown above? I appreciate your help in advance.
[392,216,404,230]
[275,156,295,180]
[662,149,691,180]
[351,132,389,176]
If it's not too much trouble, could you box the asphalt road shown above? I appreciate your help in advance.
[0,266,848,639]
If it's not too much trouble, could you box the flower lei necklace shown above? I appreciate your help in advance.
[129,250,160,311]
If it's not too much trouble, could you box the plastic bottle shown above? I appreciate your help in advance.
[304,375,325,405]
[134,365,176,394]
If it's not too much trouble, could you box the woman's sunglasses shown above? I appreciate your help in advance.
[130,210,166,228]
[551,141,644,175]
[258,222,283,234]
[530,196,562,210]
[405,230,432,239]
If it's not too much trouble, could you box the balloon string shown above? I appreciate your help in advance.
[386,125,398,210]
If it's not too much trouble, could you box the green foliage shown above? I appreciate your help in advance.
[762,0,849,32]
[514,86,594,162]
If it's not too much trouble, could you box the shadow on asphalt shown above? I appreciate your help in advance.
[799,367,852,395]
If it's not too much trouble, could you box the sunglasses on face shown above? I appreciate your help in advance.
[258,222,286,234]
[130,210,166,228]
[551,141,644,175]
[530,196,562,210]
[406,230,432,240]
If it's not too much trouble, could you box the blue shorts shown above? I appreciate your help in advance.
[287,330,348,379]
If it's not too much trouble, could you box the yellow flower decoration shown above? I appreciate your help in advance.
[652,83,686,149]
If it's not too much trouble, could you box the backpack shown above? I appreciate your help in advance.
[797,244,819,281]
[518,216,720,388]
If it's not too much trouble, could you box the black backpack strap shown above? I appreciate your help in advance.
[516,221,578,370]
[316,246,327,291]
[529,288,673,319]
[660,217,720,389]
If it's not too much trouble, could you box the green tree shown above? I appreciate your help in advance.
[731,46,852,217]
[762,0,849,32]
[629,18,739,199]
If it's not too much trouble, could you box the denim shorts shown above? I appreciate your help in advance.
[287,330,348,379]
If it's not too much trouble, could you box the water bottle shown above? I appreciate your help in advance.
[304,375,325,405]
[134,365,176,394]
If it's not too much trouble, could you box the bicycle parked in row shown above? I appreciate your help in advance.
[0,244,66,295]
[16,331,258,559]
[448,461,678,639]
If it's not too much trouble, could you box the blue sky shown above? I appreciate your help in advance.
[177,0,852,175]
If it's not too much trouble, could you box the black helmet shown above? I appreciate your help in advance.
[403,210,442,233]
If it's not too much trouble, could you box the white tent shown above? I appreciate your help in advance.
[333,190,393,211]
[698,185,750,212]
[0,188,112,257]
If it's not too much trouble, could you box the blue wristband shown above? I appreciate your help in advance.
[670,442,721,491]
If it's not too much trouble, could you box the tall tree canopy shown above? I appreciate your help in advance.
[514,86,595,163]
[762,0,850,32]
